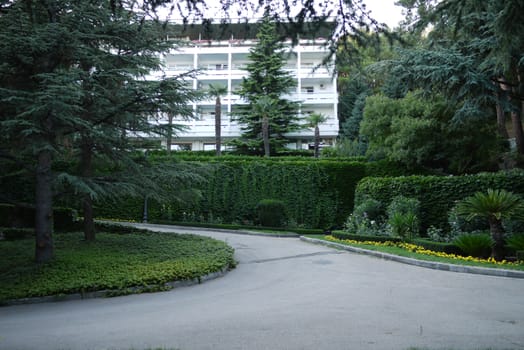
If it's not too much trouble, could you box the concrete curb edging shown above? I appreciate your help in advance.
[128,222,300,238]
[2,266,230,307]
[300,236,524,279]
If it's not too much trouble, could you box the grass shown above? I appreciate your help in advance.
[0,230,235,303]
[311,235,524,271]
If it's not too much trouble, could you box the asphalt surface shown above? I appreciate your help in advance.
[1,223,524,350]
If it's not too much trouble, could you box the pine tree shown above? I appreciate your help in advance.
[234,11,300,155]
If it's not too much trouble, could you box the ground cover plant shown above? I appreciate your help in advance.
[320,235,524,270]
[0,230,235,303]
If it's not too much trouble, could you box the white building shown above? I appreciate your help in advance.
[159,22,338,151]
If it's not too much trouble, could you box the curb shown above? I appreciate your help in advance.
[128,222,300,238]
[300,236,524,279]
[2,267,230,307]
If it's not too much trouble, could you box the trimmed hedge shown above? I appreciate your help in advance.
[412,238,462,255]
[0,204,77,231]
[355,170,524,231]
[93,158,410,229]
[150,220,325,235]
[331,230,403,243]
[0,227,34,240]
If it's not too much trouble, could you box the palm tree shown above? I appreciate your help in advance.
[456,189,524,260]
[307,113,328,158]
[208,84,228,156]
[252,96,279,157]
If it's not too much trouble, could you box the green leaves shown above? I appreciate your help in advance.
[0,229,235,302]
[453,233,494,258]
[456,189,524,222]
[359,91,500,173]
[234,13,300,154]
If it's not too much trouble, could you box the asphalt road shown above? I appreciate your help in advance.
[1,223,524,350]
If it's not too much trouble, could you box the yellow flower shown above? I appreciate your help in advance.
[325,235,520,266]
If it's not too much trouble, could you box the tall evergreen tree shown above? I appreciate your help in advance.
[0,0,200,259]
[234,11,300,155]
[391,0,524,157]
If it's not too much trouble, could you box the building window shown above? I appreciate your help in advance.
[171,143,192,151]
[302,86,314,93]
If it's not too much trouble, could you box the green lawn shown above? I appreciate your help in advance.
[0,230,235,303]
[311,235,524,271]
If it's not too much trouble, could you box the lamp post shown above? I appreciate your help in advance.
[143,195,149,223]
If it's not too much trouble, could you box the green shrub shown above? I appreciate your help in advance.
[355,170,524,231]
[54,207,79,231]
[0,204,78,230]
[425,225,457,243]
[517,250,524,262]
[344,197,388,236]
[1,227,34,240]
[387,196,420,218]
[0,230,235,302]
[453,233,494,258]
[507,234,524,251]
[389,212,419,241]
[387,196,420,240]
[256,199,286,227]
[353,198,385,222]
[331,231,403,243]
[412,238,462,255]
[448,205,488,236]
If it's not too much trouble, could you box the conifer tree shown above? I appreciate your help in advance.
[234,11,300,155]
[0,0,200,259]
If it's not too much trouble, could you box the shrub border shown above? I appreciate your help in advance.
[2,266,229,306]
[301,236,524,279]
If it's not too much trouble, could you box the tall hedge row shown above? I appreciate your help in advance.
[163,160,368,228]
[94,159,408,228]
[354,170,524,231]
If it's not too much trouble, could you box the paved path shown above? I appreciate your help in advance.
[1,224,524,350]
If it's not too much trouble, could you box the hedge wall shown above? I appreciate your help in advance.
[94,158,408,228]
[354,170,524,231]
[0,204,77,231]
[168,160,368,228]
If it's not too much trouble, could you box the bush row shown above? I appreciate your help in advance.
[331,231,404,243]
[0,204,77,231]
[330,232,464,256]
[95,159,409,228]
[354,170,524,231]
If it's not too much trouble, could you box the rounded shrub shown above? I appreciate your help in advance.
[453,233,494,258]
[387,196,420,241]
[256,199,287,227]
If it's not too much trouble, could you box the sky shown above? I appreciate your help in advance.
[363,0,405,28]
[159,0,406,29]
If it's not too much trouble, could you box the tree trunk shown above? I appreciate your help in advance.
[35,149,54,263]
[80,140,95,241]
[314,125,320,158]
[511,110,524,155]
[166,113,173,154]
[494,92,509,138]
[262,115,270,157]
[215,97,222,156]
[512,73,524,155]
[488,217,506,261]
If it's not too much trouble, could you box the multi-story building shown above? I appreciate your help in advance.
[158,22,338,151]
